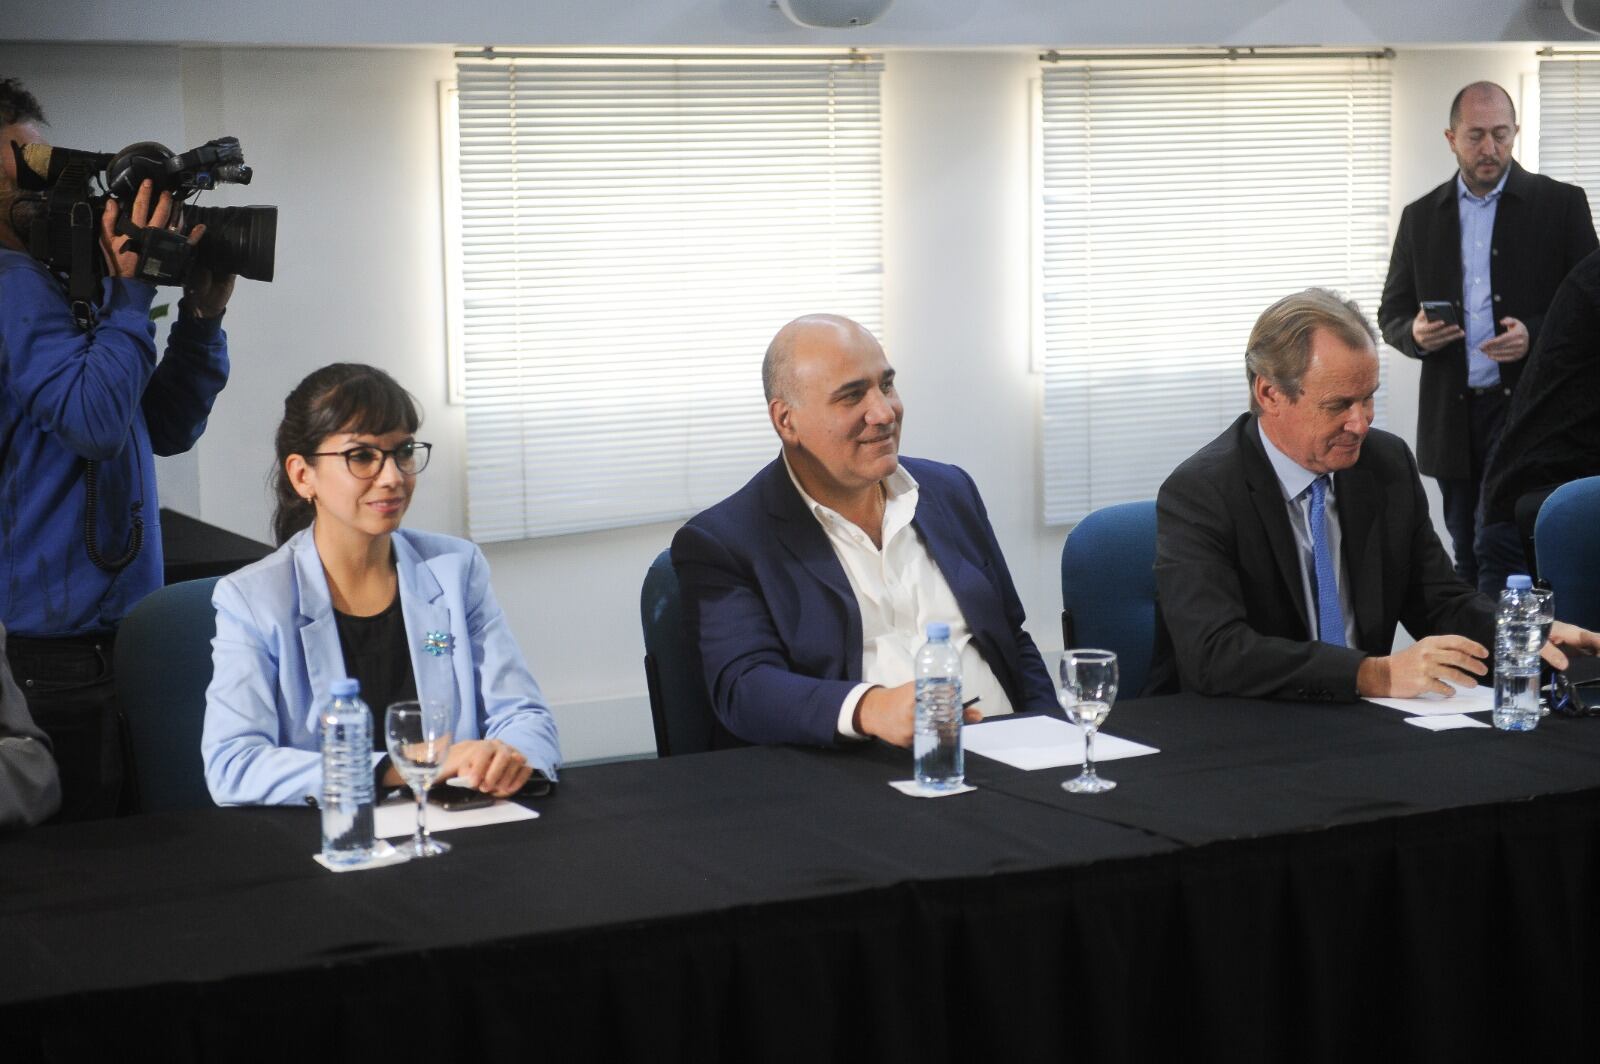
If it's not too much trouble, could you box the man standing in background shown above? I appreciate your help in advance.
[1378,80,1596,595]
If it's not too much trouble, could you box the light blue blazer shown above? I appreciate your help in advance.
[202,526,561,806]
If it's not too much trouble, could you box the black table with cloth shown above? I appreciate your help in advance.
[4,689,1600,1063]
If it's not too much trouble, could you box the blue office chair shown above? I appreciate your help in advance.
[641,550,717,757]
[1535,477,1600,631]
[114,576,221,812]
[1060,500,1160,698]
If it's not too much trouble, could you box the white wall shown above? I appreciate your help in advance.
[0,40,1559,759]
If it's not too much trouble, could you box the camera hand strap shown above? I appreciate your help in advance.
[112,212,196,286]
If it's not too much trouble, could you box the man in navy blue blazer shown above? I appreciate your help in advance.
[671,314,1056,748]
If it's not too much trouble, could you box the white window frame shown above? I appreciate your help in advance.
[445,51,886,542]
[1538,54,1600,232]
[1036,52,1394,525]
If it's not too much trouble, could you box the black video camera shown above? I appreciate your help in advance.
[6,137,276,295]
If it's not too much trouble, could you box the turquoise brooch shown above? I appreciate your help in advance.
[423,630,453,656]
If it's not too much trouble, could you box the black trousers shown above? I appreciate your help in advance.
[1437,388,1524,594]
[4,632,128,822]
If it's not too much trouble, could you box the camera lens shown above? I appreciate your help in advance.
[180,204,277,282]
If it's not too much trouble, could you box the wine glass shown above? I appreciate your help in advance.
[1533,585,1556,716]
[1059,649,1118,795]
[385,700,454,858]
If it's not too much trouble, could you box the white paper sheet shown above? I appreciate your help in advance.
[964,714,1159,771]
[1367,680,1495,717]
[374,798,539,839]
[1403,713,1492,731]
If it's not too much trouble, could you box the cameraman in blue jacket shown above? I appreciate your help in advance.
[0,78,234,820]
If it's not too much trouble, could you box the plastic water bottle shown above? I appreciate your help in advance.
[914,622,965,789]
[1493,574,1542,732]
[320,677,376,864]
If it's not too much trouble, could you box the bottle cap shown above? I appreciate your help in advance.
[1506,574,1533,590]
[331,677,360,697]
[926,621,951,640]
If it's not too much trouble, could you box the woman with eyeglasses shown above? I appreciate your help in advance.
[202,363,560,805]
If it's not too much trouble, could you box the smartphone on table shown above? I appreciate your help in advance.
[424,768,556,808]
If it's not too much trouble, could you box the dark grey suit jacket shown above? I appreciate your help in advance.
[0,624,61,830]
[1148,414,1493,701]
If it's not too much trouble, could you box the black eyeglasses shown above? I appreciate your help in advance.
[307,441,432,479]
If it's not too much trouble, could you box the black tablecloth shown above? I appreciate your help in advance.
[4,693,1600,1062]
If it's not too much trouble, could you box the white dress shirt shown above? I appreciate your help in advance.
[782,456,1014,739]
[1256,422,1360,648]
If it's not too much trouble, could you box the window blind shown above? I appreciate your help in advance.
[450,55,884,541]
[1538,58,1600,231]
[1038,56,1392,525]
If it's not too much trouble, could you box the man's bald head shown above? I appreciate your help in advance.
[762,314,880,404]
[1445,81,1519,197]
[1449,81,1515,129]
[764,313,902,507]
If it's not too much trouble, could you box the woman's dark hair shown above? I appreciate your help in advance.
[271,363,422,545]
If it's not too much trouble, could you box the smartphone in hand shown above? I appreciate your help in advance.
[1420,300,1459,327]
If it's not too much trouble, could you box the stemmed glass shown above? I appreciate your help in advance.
[1059,649,1119,795]
[385,700,454,858]
[1533,585,1556,716]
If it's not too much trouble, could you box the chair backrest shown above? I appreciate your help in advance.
[641,550,716,757]
[114,576,221,812]
[1060,500,1160,698]
[1535,477,1600,631]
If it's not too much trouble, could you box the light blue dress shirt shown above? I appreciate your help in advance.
[1457,169,1511,389]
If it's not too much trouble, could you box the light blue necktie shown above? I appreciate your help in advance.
[1308,476,1346,648]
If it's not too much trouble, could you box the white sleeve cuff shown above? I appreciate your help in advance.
[837,683,875,741]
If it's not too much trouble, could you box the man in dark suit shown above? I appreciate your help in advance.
[672,314,1056,747]
[1378,81,1597,595]
[1481,248,1600,565]
[1150,289,1598,702]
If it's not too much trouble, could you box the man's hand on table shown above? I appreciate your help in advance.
[1357,635,1489,698]
[1544,622,1600,672]
[853,682,982,747]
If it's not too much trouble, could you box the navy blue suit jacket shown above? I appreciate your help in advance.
[671,455,1056,746]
